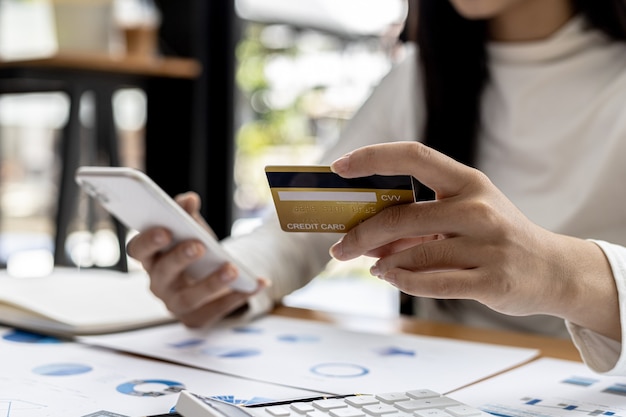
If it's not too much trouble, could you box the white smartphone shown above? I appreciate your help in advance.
[74,166,258,293]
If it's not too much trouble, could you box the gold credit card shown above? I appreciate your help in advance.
[265,166,416,233]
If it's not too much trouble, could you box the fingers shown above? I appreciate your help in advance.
[380,264,520,316]
[127,230,269,327]
[368,237,507,309]
[150,242,206,294]
[331,197,489,261]
[148,258,268,328]
[125,192,263,329]
[125,192,205,270]
[174,191,201,214]
[330,142,483,199]
[174,191,216,237]
[126,227,173,271]
[363,234,444,258]
[370,236,484,277]
[324,141,597,323]
[331,202,438,261]
[328,143,514,262]
[178,293,249,328]
[177,277,268,328]
[382,268,486,302]
[161,263,238,315]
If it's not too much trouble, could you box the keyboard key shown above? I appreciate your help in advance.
[313,399,349,411]
[266,405,292,416]
[395,397,461,412]
[414,409,454,417]
[362,403,399,416]
[308,411,331,417]
[291,402,316,413]
[330,407,367,417]
[345,396,379,407]
[406,390,441,400]
[445,405,483,417]
[376,392,410,403]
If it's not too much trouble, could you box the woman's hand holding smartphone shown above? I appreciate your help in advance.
[75,166,259,293]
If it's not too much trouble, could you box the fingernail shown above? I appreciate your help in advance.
[153,230,167,244]
[185,242,202,258]
[370,263,380,277]
[382,271,396,283]
[330,154,350,174]
[220,267,237,283]
[329,241,343,259]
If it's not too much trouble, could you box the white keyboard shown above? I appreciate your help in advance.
[174,389,491,417]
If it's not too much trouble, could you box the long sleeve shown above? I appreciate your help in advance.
[221,47,424,318]
[221,20,626,378]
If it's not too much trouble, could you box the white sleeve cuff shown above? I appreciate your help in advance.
[239,287,275,322]
[566,321,621,373]
[565,239,626,374]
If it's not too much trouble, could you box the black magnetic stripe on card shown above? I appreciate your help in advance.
[266,171,414,190]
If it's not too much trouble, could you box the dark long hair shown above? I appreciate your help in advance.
[414,0,626,199]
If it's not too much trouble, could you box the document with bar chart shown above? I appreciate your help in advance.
[452,357,626,417]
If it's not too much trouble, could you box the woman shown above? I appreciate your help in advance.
[127,0,626,375]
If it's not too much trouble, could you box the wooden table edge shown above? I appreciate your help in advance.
[272,305,582,362]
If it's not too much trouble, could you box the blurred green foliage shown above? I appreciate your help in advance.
[235,23,313,156]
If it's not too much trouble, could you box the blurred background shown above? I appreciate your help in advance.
[0,0,411,318]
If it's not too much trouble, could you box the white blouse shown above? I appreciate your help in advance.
[223,16,626,375]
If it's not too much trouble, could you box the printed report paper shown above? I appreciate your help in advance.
[81,315,539,395]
